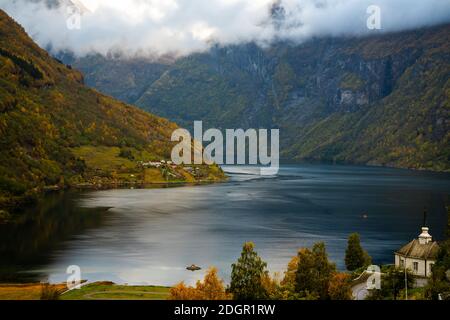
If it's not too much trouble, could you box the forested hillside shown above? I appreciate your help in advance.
[0,10,224,214]
[66,24,450,172]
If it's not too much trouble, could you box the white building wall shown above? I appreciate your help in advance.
[395,254,435,277]
[395,254,400,267]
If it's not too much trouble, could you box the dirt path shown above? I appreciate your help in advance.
[83,291,169,300]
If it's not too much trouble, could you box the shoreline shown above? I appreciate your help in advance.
[0,170,229,220]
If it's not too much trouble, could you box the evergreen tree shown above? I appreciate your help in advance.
[345,233,372,271]
[294,248,316,297]
[295,242,336,299]
[383,267,414,300]
[425,240,450,300]
[229,242,269,300]
[367,266,414,300]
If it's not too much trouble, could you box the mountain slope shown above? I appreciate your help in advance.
[58,52,171,104]
[0,10,224,214]
[137,26,450,171]
[67,25,450,172]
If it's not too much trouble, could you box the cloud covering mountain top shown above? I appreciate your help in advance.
[1,0,450,57]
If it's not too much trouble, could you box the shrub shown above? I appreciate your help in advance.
[40,283,62,300]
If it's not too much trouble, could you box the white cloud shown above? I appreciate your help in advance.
[1,0,450,57]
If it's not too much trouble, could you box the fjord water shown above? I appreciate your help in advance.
[1,165,449,285]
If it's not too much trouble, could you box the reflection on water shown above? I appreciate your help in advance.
[0,164,449,286]
[0,193,110,282]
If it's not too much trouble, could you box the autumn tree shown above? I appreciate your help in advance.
[169,282,200,300]
[328,273,353,300]
[169,267,230,300]
[281,255,299,292]
[278,255,311,300]
[345,233,372,271]
[195,267,230,300]
[229,242,269,300]
[295,242,336,300]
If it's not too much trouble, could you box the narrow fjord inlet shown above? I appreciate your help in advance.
[1,165,448,286]
[0,0,449,307]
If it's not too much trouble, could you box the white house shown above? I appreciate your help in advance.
[394,226,440,278]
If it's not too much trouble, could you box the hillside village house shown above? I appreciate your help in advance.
[395,226,440,279]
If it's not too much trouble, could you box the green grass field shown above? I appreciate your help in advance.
[61,282,171,300]
[72,146,137,172]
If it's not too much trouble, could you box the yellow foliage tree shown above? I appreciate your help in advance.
[261,272,281,299]
[195,267,231,300]
[168,282,200,300]
[281,255,299,291]
[169,267,231,300]
[328,273,353,300]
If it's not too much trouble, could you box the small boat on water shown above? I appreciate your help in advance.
[186,264,201,271]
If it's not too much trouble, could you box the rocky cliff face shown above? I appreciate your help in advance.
[64,24,450,171]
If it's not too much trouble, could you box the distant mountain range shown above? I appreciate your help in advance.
[0,10,224,213]
[61,24,450,172]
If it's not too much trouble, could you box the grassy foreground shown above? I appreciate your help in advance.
[0,282,171,300]
[0,283,66,300]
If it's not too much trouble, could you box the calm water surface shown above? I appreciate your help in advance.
[0,164,449,285]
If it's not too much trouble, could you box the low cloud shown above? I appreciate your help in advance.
[1,0,450,57]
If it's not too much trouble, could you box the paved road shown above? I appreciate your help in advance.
[352,282,369,300]
[351,271,375,300]
[83,291,169,300]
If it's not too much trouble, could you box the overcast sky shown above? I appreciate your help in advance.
[1,0,450,57]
